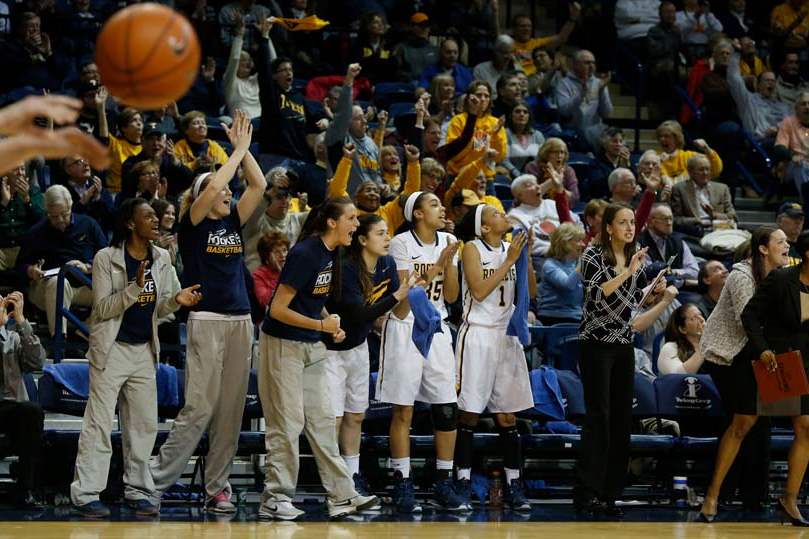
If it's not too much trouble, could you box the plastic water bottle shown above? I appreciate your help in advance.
[673,476,688,507]
[489,469,504,508]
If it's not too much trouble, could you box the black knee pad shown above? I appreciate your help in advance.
[431,403,458,432]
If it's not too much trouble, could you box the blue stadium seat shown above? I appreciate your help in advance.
[374,83,416,109]
[39,363,89,416]
[651,332,666,374]
[632,373,657,418]
[529,323,579,368]
[493,183,512,200]
[555,369,585,417]
[654,374,724,417]
[388,102,415,119]
[557,334,580,373]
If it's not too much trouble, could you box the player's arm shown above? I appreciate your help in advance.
[462,237,522,302]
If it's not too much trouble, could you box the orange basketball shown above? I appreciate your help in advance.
[95,3,201,109]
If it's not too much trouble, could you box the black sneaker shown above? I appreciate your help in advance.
[126,498,159,516]
[433,478,470,511]
[74,500,111,518]
[506,479,531,511]
[392,470,421,513]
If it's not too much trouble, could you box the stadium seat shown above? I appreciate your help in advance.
[529,323,579,368]
[388,102,415,119]
[651,332,666,374]
[39,363,89,416]
[557,334,580,373]
[243,369,263,421]
[654,374,723,417]
[554,369,586,417]
[632,373,657,418]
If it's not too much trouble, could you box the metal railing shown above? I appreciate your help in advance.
[52,265,92,363]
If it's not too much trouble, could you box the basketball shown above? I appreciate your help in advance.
[95,3,201,109]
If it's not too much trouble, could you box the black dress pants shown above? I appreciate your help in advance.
[0,400,44,492]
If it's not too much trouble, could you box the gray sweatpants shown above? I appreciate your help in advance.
[71,342,157,506]
[259,333,356,503]
[150,317,252,501]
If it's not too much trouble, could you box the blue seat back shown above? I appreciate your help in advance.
[654,374,723,417]
[555,369,586,417]
[39,363,90,416]
[557,334,581,373]
[530,323,579,367]
[651,332,666,374]
[632,373,657,417]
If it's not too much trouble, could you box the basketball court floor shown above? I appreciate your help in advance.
[0,504,803,538]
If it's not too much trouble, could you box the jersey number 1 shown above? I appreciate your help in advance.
[498,285,506,307]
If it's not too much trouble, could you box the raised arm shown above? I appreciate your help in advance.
[234,116,268,224]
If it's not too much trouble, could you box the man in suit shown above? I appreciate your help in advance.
[640,203,699,288]
[671,154,737,234]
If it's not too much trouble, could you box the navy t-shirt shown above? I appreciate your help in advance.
[116,250,156,344]
[262,235,336,343]
[178,206,250,314]
[325,255,399,351]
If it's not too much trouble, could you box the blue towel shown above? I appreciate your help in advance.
[507,229,531,345]
[44,363,90,398]
[409,287,443,358]
[529,367,566,420]
[156,363,179,407]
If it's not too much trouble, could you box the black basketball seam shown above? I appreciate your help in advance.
[128,12,179,74]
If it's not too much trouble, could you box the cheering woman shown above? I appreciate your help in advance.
[576,203,678,516]
[72,198,201,518]
[259,197,379,520]
[150,111,266,513]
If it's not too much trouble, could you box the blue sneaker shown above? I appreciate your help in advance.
[74,500,111,518]
[392,471,421,513]
[126,498,160,516]
[455,478,472,507]
[433,478,470,511]
[506,479,531,511]
[353,473,381,510]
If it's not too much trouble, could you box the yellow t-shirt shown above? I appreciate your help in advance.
[445,113,507,177]
[174,138,230,172]
[107,135,141,193]
[772,3,809,41]
[514,36,554,76]
[740,56,766,79]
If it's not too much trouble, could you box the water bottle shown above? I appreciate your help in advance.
[672,476,688,508]
[489,469,504,508]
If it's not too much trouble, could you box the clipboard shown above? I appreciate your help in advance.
[635,254,678,310]
[752,350,809,405]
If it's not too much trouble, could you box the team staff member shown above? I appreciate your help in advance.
[378,191,468,513]
[259,197,379,521]
[71,198,202,518]
[453,205,536,511]
[576,203,678,517]
[150,111,266,513]
[324,214,418,497]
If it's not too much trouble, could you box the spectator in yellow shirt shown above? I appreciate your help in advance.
[445,81,507,179]
[771,0,809,49]
[173,110,230,173]
[511,3,581,75]
[443,158,504,223]
[655,120,723,182]
[97,87,142,194]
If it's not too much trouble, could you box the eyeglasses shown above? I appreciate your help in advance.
[47,210,71,220]
[67,158,87,167]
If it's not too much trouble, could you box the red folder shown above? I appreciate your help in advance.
[753,350,809,404]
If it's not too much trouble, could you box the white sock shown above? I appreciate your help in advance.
[391,457,411,478]
[343,454,360,477]
[457,468,472,481]
[505,467,520,483]
[436,459,453,471]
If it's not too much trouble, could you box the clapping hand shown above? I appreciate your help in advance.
[175,284,203,306]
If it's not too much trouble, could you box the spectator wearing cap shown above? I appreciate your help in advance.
[777,202,806,264]
[696,260,728,317]
[173,111,229,173]
[671,154,737,233]
[417,38,474,96]
[61,155,113,230]
[223,13,261,120]
[0,163,44,271]
[396,13,438,83]
[16,185,107,336]
[511,6,580,76]
[727,53,790,143]
[554,49,613,150]
[121,123,195,199]
[473,35,522,99]
[143,102,180,138]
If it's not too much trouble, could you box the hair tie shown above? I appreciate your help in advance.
[474,204,485,237]
[404,191,423,222]
[191,172,213,199]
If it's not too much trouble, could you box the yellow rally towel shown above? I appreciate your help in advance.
[272,15,329,31]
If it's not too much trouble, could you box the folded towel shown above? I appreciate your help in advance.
[529,366,566,420]
[44,363,89,398]
[409,287,443,358]
[507,228,531,345]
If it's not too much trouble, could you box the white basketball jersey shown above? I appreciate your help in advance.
[390,230,459,322]
[461,239,516,327]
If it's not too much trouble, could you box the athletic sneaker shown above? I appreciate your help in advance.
[433,478,470,511]
[505,479,531,512]
[206,490,236,514]
[392,471,421,513]
[455,478,472,507]
[327,494,379,519]
[126,498,160,516]
[258,500,305,521]
[74,500,111,518]
[352,474,381,510]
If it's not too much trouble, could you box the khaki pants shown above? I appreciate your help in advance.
[150,318,252,501]
[0,246,20,271]
[259,333,356,504]
[28,277,93,336]
[71,342,157,506]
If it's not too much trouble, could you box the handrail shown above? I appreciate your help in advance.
[52,264,92,363]
[673,85,703,124]
[615,42,645,153]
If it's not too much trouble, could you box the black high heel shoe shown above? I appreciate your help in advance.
[698,498,718,523]
[777,498,809,527]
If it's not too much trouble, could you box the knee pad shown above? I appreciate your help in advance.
[431,403,458,432]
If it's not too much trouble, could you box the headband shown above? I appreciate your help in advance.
[474,204,485,237]
[404,191,423,222]
[191,172,213,199]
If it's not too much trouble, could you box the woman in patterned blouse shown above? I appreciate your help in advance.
[575,203,679,517]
